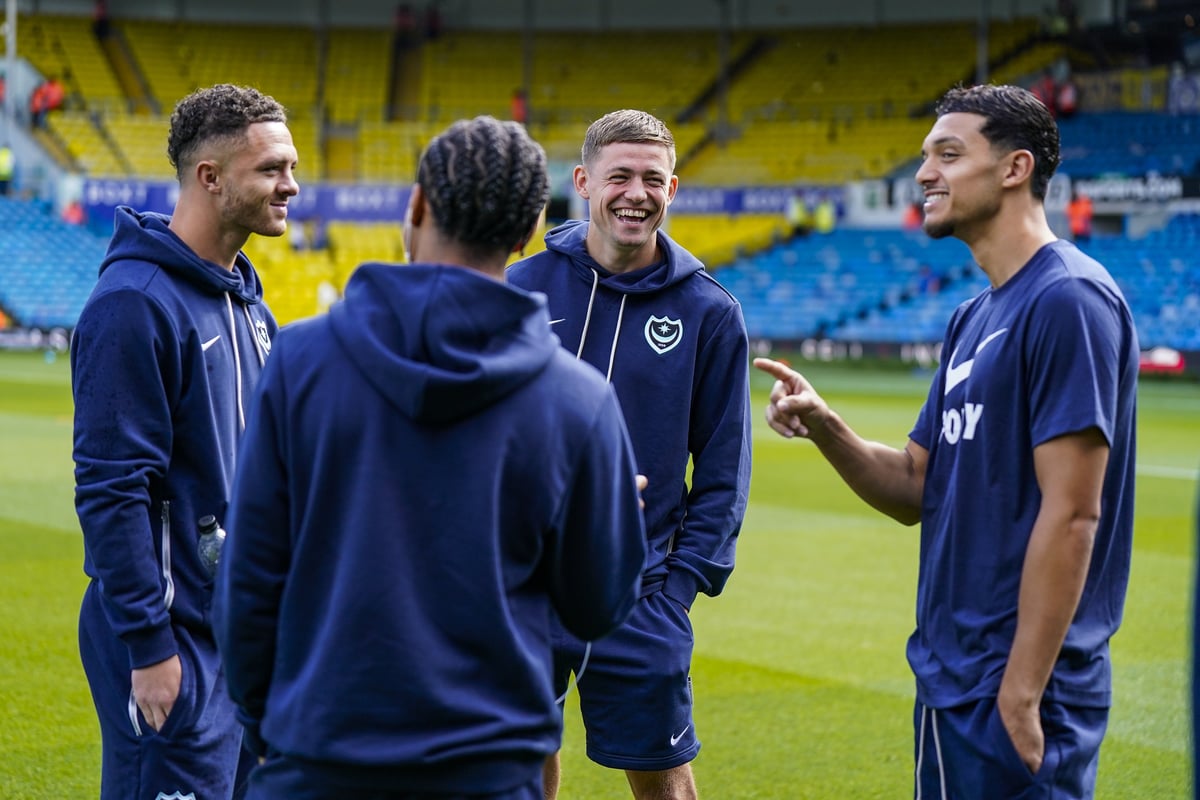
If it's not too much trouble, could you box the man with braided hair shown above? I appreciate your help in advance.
[73,83,296,800]
[213,116,647,800]
[508,109,752,800]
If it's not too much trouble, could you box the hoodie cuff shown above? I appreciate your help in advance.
[124,624,179,670]
[663,570,701,612]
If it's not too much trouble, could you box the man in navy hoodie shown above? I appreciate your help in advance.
[507,109,753,800]
[72,84,296,799]
[212,116,647,799]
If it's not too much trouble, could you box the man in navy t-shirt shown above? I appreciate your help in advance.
[757,84,1138,799]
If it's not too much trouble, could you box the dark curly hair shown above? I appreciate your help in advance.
[935,84,1061,200]
[167,84,288,180]
[417,116,550,256]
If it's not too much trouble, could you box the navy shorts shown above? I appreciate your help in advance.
[79,580,252,800]
[913,697,1108,799]
[246,753,543,800]
[552,590,697,772]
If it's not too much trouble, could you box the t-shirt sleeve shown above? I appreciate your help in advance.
[1026,278,1128,448]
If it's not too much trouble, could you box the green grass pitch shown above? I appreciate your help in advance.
[1,350,1195,798]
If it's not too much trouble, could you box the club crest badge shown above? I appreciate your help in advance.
[155,793,197,800]
[644,315,683,355]
[255,319,272,355]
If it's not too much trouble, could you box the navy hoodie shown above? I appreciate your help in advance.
[212,263,646,792]
[72,206,276,669]
[507,220,752,608]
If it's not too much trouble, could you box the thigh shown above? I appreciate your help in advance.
[79,591,243,800]
[574,592,697,772]
[914,698,1107,800]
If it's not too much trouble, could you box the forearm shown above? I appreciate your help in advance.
[807,411,924,525]
[1001,509,1097,706]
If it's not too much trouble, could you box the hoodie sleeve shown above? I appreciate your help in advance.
[548,388,646,641]
[663,301,753,609]
[212,345,292,757]
[71,287,181,669]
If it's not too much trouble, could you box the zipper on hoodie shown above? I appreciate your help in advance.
[225,294,246,432]
[160,500,175,611]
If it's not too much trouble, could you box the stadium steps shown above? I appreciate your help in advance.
[31,125,79,172]
[99,27,158,115]
[391,47,423,121]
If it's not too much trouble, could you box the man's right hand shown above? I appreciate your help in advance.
[132,654,181,732]
[753,357,831,440]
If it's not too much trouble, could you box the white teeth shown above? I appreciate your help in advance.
[615,209,648,219]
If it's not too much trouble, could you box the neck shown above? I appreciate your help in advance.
[412,241,508,281]
[965,202,1058,289]
[586,229,659,275]
[168,194,245,270]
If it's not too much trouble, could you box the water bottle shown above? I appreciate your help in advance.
[197,514,226,578]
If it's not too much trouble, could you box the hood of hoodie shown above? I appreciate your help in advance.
[100,205,266,305]
[329,263,558,424]
[543,219,703,294]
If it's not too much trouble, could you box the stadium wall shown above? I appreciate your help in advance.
[14,0,1115,30]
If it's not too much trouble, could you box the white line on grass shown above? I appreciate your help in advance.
[1137,464,1200,480]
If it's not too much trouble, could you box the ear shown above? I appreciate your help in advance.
[665,174,679,206]
[512,219,539,255]
[407,184,426,228]
[573,164,589,199]
[1001,150,1036,191]
[197,160,221,194]
[402,184,426,263]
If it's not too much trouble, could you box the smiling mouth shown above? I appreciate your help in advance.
[923,192,947,210]
[614,208,649,222]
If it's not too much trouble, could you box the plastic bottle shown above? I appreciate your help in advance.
[197,514,227,578]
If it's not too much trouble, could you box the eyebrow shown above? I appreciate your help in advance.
[921,135,967,157]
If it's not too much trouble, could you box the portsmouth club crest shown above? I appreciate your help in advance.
[644,315,683,355]
[255,319,272,355]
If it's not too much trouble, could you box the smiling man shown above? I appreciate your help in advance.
[72,84,297,800]
[756,84,1138,799]
[507,109,752,800]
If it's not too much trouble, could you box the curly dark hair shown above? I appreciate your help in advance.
[417,116,550,256]
[935,84,1061,200]
[167,84,288,180]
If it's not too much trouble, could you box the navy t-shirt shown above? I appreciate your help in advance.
[907,240,1139,709]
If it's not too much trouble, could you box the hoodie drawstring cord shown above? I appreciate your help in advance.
[225,294,245,433]
[576,269,623,383]
[575,270,600,361]
[605,296,626,383]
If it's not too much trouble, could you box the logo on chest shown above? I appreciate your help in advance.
[644,315,683,355]
[255,318,272,355]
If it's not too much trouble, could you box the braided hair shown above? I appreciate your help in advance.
[417,116,550,256]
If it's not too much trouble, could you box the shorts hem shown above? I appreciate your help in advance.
[586,743,700,772]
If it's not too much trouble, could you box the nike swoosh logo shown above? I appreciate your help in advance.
[669,725,691,747]
[549,319,566,326]
[201,335,222,352]
[943,328,1007,396]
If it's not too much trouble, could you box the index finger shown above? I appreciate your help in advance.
[753,357,796,383]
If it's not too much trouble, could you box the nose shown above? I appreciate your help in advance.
[281,168,299,197]
[914,157,934,188]
[625,178,647,203]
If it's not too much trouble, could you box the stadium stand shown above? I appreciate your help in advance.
[0,197,108,329]
[1,3,1197,359]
